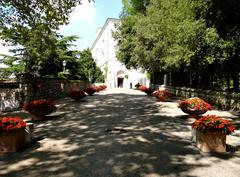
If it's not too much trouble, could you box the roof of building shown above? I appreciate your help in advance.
[91,18,120,51]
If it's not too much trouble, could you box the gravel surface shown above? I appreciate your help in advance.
[1,88,239,177]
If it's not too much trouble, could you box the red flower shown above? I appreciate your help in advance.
[152,89,171,101]
[192,115,235,135]
[179,97,211,116]
[68,90,86,101]
[0,117,26,132]
[23,99,57,117]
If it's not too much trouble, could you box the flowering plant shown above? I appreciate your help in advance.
[99,85,107,90]
[84,87,96,95]
[138,85,154,95]
[192,115,235,135]
[68,90,86,101]
[0,117,26,132]
[179,97,211,116]
[92,85,107,92]
[23,99,57,117]
[152,89,171,101]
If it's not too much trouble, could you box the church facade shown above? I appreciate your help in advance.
[91,18,149,88]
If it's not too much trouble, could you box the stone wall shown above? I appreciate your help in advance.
[0,79,89,112]
[167,86,240,111]
[32,79,89,100]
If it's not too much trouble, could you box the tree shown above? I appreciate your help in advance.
[116,0,232,89]
[197,0,240,91]
[114,0,150,69]
[77,49,104,83]
[0,0,93,75]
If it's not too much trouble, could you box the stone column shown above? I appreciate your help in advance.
[163,74,168,86]
[18,73,35,104]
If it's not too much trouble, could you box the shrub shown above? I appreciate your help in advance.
[23,99,57,117]
[192,115,235,135]
[68,90,86,101]
[0,117,26,132]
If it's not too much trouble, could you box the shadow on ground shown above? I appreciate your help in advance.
[0,89,240,177]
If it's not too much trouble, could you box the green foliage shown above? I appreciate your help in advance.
[76,49,104,83]
[0,0,87,30]
[114,16,139,69]
[132,0,224,72]
[114,0,150,69]
[116,0,240,91]
[122,0,149,15]
[0,0,92,76]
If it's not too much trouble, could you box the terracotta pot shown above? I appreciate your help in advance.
[180,107,207,118]
[0,131,25,153]
[196,130,226,153]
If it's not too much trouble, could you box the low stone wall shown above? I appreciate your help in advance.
[0,81,23,112]
[0,79,89,112]
[167,86,240,111]
[32,79,89,100]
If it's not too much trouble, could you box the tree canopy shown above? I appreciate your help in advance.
[0,0,93,75]
[115,0,240,91]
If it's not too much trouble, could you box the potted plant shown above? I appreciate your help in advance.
[192,115,235,153]
[84,87,96,95]
[99,85,107,90]
[23,99,57,121]
[138,85,153,95]
[152,89,171,101]
[68,90,86,101]
[92,86,103,92]
[179,97,211,118]
[0,117,26,153]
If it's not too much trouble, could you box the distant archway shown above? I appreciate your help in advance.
[117,70,125,88]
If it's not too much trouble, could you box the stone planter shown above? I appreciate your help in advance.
[180,107,207,118]
[31,115,47,122]
[196,130,226,153]
[25,122,34,144]
[0,131,25,153]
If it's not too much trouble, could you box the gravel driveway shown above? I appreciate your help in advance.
[1,88,240,177]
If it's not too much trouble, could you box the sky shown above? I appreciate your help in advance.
[0,0,122,65]
[58,0,123,51]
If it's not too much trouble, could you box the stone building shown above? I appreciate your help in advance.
[91,18,149,88]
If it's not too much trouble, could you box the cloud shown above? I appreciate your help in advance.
[69,0,96,26]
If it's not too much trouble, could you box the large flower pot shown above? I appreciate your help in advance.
[180,107,207,118]
[0,131,25,153]
[196,130,226,153]
[25,122,34,144]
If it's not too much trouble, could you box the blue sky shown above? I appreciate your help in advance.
[0,0,122,58]
[58,0,123,51]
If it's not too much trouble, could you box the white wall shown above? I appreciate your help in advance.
[91,18,150,88]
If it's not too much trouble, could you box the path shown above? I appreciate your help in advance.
[0,88,240,177]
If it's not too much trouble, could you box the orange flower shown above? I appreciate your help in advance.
[0,117,26,132]
[192,115,235,135]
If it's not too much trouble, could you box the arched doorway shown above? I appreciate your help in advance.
[117,70,125,88]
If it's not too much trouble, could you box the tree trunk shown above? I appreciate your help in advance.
[231,70,239,92]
